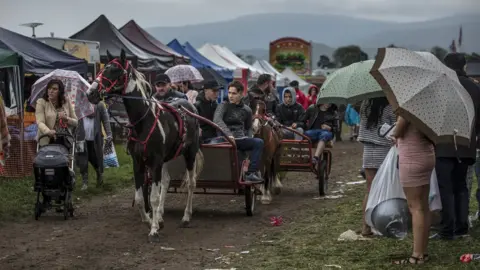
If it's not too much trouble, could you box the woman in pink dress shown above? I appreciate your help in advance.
[393,115,435,265]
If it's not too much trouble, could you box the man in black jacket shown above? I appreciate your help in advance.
[275,87,305,140]
[431,53,480,240]
[243,74,279,115]
[214,81,264,184]
[304,103,337,163]
[195,81,221,143]
[153,74,187,101]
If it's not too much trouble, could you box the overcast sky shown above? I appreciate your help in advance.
[0,0,478,37]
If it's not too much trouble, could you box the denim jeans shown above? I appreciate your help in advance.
[436,157,470,236]
[207,137,264,172]
[282,127,304,140]
[304,129,333,143]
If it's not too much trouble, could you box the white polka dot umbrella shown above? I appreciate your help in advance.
[370,47,475,146]
[317,60,384,105]
[165,64,204,83]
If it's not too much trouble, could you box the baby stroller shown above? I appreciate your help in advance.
[33,132,76,220]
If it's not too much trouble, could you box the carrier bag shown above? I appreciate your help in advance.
[365,146,443,237]
[103,139,119,168]
[344,104,360,126]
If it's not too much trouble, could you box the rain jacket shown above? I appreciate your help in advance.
[213,100,253,138]
[293,87,309,110]
[275,87,306,128]
[435,70,480,163]
[304,104,337,131]
[194,91,218,140]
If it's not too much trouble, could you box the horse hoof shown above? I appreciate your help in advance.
[273,187,282,195]
[148,232,161,243]
[180,220,190,228]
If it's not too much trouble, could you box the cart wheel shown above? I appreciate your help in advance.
[34,191,42,220]
[317,160,328,196]
[245,186,256,216]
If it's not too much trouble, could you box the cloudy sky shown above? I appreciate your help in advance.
[0,0,477,37]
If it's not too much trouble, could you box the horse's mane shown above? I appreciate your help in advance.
[132,68,152,98]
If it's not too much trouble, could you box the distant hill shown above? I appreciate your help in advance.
[147,12,480,67]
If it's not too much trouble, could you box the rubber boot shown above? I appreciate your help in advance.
[96,169,104,187]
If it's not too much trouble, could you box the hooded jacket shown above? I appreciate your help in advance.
[242,85,279,115]
[275,87,306,128]
[293,87,309,110]
[194,91,218,140]
[435,70,480,162]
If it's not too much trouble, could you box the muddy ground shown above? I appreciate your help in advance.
[0,141,362,270]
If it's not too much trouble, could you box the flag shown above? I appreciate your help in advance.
[449,39,457,53]
[458,25,463,47]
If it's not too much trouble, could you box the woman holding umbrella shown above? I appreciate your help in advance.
[371,48,476,265]
[165,65,204,104]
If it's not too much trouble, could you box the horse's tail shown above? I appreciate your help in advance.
[180,149,204,190]
[195,149,204,176]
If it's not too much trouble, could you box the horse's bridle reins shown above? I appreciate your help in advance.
[94,59,152,130]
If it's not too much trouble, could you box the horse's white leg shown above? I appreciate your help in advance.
[181,167,195,226]
[260,169,272,204]
[148,164,169,242]
[274,173,283,188]
[157,164,170,229]
[135,187,151,225]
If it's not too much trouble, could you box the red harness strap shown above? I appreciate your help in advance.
[128,101,186,161]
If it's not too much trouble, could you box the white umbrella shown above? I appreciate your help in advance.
[165,65,204,83]
[370,47,475,146]
[30,69,94,120]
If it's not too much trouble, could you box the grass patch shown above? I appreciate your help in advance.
[233,178,480,269]
[0,144,133,221]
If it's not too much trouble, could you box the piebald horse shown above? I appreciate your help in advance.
[86,49,203,242]
[251,100,283,204]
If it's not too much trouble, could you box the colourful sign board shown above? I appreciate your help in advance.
[63,41,90,61]
[269,37,312,75]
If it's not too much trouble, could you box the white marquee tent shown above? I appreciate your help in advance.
[281,67,312,93]
[253,60,289,87]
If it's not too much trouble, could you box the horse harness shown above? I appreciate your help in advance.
[95,59,187,162]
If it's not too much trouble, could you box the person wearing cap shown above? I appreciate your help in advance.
[243,74,279,115]
[195,81,221,143]
[289,80,309,110]
[153,73,187,101]
[430,53,480,240]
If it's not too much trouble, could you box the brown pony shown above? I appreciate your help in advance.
[251,100,283,204]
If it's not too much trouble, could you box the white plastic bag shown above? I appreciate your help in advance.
[365,146,401,228]
[365,146,442,232]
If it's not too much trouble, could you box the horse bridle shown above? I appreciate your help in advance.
[94,59,152,130]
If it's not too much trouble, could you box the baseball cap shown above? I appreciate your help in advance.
[154,73,171,85]
[203,80,222,91]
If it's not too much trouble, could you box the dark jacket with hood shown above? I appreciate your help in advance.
[242,85,279,115]
[435,70,480,162]
[213,100,253,138]
[275,87,306,128]
[304,104,337,132]
[154,89,187,101]
[194,91,218,140]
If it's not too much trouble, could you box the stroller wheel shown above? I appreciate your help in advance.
[63,192,71,220]
[34,192,42,220]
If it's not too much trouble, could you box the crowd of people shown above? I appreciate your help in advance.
[3,50,476,265]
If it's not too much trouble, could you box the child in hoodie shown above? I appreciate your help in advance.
[289,80,309,110]
[275,87,306,140]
